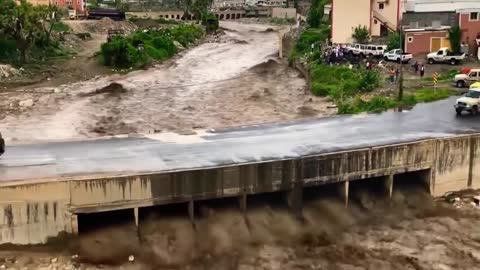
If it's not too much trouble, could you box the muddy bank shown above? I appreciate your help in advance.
[0,21,334,144]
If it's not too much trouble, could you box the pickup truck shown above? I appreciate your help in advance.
[0,132,4,156]
[427,48,466,65]
[454,69,480,88]
[383,49,413,63]
[454,88,480,115]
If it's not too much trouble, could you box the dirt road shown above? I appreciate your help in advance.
[0,22,334,144]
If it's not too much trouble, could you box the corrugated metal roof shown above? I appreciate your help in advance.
[405,0,480,13]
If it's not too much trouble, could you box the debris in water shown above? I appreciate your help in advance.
[79,82,127,97]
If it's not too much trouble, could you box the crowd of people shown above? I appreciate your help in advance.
[319,44,428,85]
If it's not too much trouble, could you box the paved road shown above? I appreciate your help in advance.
[1,97,480,183]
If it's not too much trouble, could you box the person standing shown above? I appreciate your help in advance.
[389,68,395,84]
[420,64,425,78]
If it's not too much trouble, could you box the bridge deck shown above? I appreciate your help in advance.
[0,97,478,185]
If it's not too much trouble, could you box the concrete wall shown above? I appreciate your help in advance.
[402,11,457,29]
[459,12,480,55]
[0,182,71,244]
[404,30,449,55]
[272,7,296,19]
[2,134,480,244]
[332,0,371,44]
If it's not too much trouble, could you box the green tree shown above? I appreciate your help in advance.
[0,0,44,63]
[307,0,323,28]
[352,25,369,43]
[37,5,64,46]
[449,25,462,53]
[387,32,400,50]
[201,12,218,33]
[191,0,212,21]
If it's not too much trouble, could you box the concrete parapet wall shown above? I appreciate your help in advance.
[1,134,480,244]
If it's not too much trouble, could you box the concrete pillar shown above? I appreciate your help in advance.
[338,181,349,207]
[384,174,394,198]
[133,207,139,227]
[188,200,195,228]
[286,183,303,218]
[70,214,79,235]
[426,169,433,195]
[238,193,247,216]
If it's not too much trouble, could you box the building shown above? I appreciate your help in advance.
[27,0,51,5]
[25,0,84,11]
[331,0,403,44]
[213,0,245,8]
[402,0,480,55]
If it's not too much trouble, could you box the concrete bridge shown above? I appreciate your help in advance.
[2,97,480,245]
[0,134,478,244]
[126,10,247,21]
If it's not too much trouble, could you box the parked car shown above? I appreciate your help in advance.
[87,8,126,21]
[383,49,413,63]
[454,88,480,115]
[454,69,480,88]
[346,44,387,57]
[427,48,466,65]
[0,132,4,156]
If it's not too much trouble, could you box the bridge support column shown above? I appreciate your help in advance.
[339,181,349,207]
[384,174,394,198]
[70,214,79,235]
[239,193,247,216]
[133,207,139,227]
[188,200,195,228]
[286,183,303,218]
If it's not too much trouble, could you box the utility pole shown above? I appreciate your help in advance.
[397,23,404,101]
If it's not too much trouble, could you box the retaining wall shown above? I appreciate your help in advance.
[1,134,479,244]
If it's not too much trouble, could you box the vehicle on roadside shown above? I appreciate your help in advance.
[383,49,413,63]
[68,9,77,20]
[454,88,480,115]
[87,8,126,21]
[107,29,125,42]
[427,48,466,65]
[454,69,480,88]
[346,44,387,57]
[0,132,4,157]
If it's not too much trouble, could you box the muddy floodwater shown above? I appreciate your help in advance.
[0,22,334,144]
[2,181,480,270]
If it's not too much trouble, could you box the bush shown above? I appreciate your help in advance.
[0,38,19,62]
[295,27,329,55]
[202,12,219,33]
[170,24,204,47]
[340,96,398,114]
[99,24,203,68]
[358,70,381,92]
[352,25,369,43]
[311,82,337,96]
[157,17,179,24]
[52,22,71,32]
[100,36,146,68]
[151,36,176,56]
